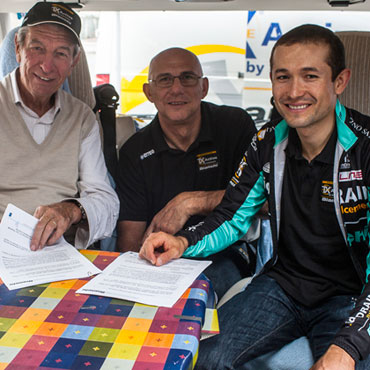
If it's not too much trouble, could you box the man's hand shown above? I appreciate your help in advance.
[31,201,82,250]
[139,231,188,266]
[143,190,225,241]
[143,193,191,240]
[310,345,355,370]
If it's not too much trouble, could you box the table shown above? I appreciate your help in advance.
[0,250,219,370]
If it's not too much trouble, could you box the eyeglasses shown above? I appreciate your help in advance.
[149,72,202,88]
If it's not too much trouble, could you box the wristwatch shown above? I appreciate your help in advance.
[66,200,87,225]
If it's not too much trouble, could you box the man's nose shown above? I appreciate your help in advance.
[170,76,184,92]
[39,53,55,73]
[288,77,305,98]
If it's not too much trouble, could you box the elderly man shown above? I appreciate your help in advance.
[0,2,119,250]
[140,25,370,370]
[116,47,257,297]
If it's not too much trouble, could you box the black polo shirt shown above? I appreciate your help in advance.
[268,128,362,307]
[117,101,256,228]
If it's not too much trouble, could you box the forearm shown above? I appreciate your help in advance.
[182,190,225,217]
[117,221,146,253]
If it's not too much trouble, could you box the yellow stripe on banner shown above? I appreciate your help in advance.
[244,87,272,91]
[121,44,245,114]
[121,67,149,114]
[186,44,245,56]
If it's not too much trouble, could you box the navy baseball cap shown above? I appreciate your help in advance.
[21,2,81,44]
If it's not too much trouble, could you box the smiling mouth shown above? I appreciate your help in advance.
[287,104,310,110]
[169,101,187,105]
[36,74,52,82]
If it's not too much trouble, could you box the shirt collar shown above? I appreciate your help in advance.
[151,101,213,153]
[11,68,61,123]
[150,115,171,152]
[286,127,337,165]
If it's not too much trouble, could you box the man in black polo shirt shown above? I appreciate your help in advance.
[139,26,370,369]
[116,47,256,297]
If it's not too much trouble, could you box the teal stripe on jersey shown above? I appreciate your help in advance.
[335,99,357,151]
[274,119,289,147]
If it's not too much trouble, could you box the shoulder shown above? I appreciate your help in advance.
[252,118,282,148]
[0,73,13,95]
[258,118,282,135]
[119,119,156,159]
[202,101,252,121]
[201,101,255,134]
[344,107,370,141]
[61,90,95,118]
[60,90,96,138]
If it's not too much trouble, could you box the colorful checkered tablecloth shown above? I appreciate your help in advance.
[0,250,218,370]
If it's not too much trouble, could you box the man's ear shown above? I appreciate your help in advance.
[201,77,209,99]
[334,68,351,95]
[66,50,81,78]
[143,83,154,102]
[71,50,81,69]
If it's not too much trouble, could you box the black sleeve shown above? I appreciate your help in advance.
[228,108,257,173]
[332,287,370,362]
[331,129,370,362]
[179,129,268,258]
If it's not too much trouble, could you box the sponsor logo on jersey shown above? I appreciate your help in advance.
[321,180,334,203]
[339,170,363,182]
[230,155,247,186]
[339,186,368,204]
[347,226,369,247]
[250,134,258,151]
[340,153,351,170]
[341,203,367,214]
[140,149,155,160]
[187,221,205,232]
[263,162,270,174]
[257,129,267,141]
[347,294,370,326]
[197,151,219,171]
[349,118,370,139]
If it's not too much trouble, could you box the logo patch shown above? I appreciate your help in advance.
[257,129,267,141]
[140,149,155,160]
[197,151,219,171]
[339,170,363,182]
[230,155,247,186]
[340,154,351,169]
[321,180,334,203]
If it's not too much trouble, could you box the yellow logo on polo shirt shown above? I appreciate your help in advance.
[197,151,219,171]
[321,180,334,203]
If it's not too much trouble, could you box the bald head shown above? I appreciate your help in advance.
[143,47,209,130]
[148,48,203,80]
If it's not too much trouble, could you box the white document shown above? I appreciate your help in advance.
[77,251,212,307]
[0,203,101,290]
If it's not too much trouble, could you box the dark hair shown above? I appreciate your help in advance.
[270,24,346,81]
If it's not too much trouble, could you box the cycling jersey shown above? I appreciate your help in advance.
[178,100,370,362]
